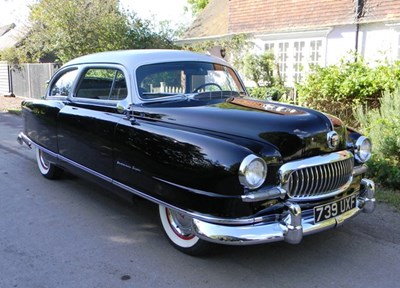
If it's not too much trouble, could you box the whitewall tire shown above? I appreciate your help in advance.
[158,205,212,256]
[36,148,63,179]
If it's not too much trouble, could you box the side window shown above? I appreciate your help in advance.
[49,69,78,97]
[75,68,127,100]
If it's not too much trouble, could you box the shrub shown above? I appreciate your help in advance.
[242,51,286,100]
[355,88,400,188]
[297,54,400,126]
[247,86,287,100]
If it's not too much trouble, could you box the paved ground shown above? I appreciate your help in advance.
[1,112,400,288]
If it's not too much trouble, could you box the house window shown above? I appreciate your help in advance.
[265,43,275,52]
[310,40,323,65]
[293,41,306,83]
[277,42,289,82]
[263,38,325,86]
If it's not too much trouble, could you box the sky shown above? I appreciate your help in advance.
[0,0,192,27]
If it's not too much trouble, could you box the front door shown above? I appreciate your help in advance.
[57,66,129,178]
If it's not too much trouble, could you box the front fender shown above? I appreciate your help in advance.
[113,118,281,216]
[114,119,255,193]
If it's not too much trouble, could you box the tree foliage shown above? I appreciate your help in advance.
[242,51,285,100]
[2,0,177,64]
[187,0,209,14]
[242,51,281,87]
[182,34,250,70]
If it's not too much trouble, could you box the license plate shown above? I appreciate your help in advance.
[314,194,357,223]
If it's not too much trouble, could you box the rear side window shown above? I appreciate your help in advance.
[75,68,127,100]
[49,69,78,97]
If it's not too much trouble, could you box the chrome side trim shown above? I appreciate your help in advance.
[17,133,272,226]
[58,154,113,183]
[112,181,272,225]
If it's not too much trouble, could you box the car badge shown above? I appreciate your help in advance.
[327,131,340,149]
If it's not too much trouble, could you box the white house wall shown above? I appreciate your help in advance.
[327,23,400,66]
[360,22,400,63]
[326,25,358,65]
[250,23,400,87]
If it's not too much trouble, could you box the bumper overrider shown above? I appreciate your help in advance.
[192,178,375,245]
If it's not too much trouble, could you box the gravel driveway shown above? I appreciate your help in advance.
[0,96,25,112]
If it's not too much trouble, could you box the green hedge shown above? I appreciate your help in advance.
[296,54,400,126]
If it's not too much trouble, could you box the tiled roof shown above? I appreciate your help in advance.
[229,0,400,34]
[181,0,229,40]
[362,0,400,23]
[181,0,400,40]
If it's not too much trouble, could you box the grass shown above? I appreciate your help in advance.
[375,185,400,211]
[8,109,22,115]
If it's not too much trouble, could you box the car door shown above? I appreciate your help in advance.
[57,65,129,178]
[23,68,79,152]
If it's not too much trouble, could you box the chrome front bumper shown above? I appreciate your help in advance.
[192,178,375,245]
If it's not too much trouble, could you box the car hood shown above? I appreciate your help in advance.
[134,97,346,161]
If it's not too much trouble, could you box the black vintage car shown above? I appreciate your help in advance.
[18,50,375,255]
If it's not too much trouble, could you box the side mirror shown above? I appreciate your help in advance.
[116,100,135,122]
[116,99,131,113]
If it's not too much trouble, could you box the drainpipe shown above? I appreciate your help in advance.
[355,0,365,61]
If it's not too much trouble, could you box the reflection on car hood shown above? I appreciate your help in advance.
[135,97,347,161]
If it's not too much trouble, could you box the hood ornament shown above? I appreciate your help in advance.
[327,131,340,149]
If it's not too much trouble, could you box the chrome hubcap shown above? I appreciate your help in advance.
[39,150,49,170]
[166,208,195,240]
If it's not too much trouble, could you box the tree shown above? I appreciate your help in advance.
[6,0,176,64]
[187,0,209,14]
[242,51,285,100]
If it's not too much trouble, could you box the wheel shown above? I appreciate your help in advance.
[158,205,213,256]
[36,148,63,179]
[192,83,222,93]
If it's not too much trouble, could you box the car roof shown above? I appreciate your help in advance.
[64,49,229,70]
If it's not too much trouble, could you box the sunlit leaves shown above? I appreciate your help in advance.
[7,0,176,64]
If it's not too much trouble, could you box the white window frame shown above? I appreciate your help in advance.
[258,30,329,87]
[264,38,325,86]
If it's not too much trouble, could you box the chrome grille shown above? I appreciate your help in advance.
[279,151,354,201]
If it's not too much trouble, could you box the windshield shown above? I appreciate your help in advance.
[136,61,246,100]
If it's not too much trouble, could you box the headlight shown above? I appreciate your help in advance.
[355,136,372,163]
[239,154,267,189]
